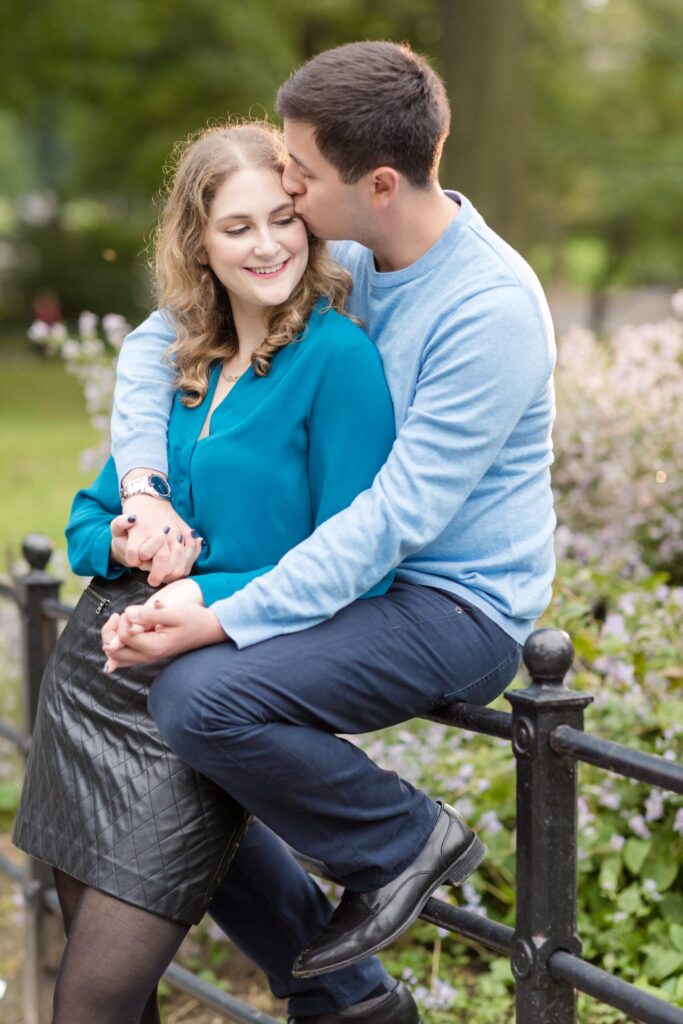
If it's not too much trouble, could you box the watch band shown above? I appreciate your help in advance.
[119,474,172,503]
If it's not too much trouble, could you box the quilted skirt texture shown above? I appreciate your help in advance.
[12,572,250,925]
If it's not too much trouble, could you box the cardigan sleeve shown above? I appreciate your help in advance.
[111,311,177,481]
[65,457,128,580]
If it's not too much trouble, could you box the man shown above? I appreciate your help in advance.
[104,40,556,1022]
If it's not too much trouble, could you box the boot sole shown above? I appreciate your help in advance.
[292,834,486,978]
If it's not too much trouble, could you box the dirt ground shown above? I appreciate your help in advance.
[0,834,286,1024]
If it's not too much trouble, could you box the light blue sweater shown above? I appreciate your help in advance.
[112,193,556,647]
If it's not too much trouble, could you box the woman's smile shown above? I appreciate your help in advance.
[244,258,291,277]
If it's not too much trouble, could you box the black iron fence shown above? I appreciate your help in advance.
[1,534,682,1024]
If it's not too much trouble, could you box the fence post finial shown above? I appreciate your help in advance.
[522,627,574,685]
[21,534,54,573]
[507,627,590,1023]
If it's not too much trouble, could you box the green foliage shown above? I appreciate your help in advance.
[2,0,683,327]
[0,353,96,561]
[528,0,683,290]
[359,559,683,1019]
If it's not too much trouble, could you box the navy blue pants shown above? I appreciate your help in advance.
[149,582,521,1012]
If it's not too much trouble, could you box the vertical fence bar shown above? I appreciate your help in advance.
[507,627,592,1024]
[13,535,65,1024]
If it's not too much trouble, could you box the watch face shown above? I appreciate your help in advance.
[149,474,171,498]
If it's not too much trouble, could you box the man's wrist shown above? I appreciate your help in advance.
[121,467,166,487]
[204,608,230,645]
[120,472,172,504]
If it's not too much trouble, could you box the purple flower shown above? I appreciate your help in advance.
[628,814,651,840]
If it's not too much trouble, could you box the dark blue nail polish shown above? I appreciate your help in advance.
[190,529,197,538]
[127,514,137,523]
[162,525,171,534]
[177,533,183,543]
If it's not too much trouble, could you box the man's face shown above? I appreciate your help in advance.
[282,120,369,241]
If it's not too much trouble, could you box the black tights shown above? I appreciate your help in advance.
[52,869,190,1024]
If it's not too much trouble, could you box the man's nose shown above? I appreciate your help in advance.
[282,160,305,196]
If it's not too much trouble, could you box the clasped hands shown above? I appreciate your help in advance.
[102,496,227,670]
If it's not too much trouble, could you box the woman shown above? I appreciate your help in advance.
[13,120,395,1024]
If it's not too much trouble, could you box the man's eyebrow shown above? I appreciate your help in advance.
[214,202,294,224]
[288,153,313,174]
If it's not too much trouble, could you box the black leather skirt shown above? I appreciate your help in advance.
[12,572,250,925]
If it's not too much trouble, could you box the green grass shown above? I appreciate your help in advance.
[0,349,98,573]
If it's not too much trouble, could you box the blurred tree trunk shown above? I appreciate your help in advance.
[438,0,529,251]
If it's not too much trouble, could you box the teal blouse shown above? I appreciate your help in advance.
[66,304,397,606]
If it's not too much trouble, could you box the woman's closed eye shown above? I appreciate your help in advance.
[224,216,297,237]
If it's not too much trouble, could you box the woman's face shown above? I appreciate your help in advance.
[203,166,309,315]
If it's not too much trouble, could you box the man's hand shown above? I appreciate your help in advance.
[143,577,205,608]
[101,601,227,671]
[116,494,201,586]
[101,578,205,655]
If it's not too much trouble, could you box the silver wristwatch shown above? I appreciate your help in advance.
[119,474,172,503]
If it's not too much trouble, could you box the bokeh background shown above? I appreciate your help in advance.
[2,0,683,334]
[1,2,682,1021]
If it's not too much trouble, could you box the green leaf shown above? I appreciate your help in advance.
[616,884,645,916]
[644,858,679,892]
[661,893,683,923]
[643,948,683,982]
[670,923,683,953]
[623,838,651,875]
[598,856,622,895]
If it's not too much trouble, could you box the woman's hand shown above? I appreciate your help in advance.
[110,496,202,586]
[101,601,227,670]
[110,514,154,571]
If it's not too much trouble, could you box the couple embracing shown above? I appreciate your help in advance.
[13,40,556,1024]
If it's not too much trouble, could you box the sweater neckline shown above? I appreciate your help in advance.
[367,191,472,288]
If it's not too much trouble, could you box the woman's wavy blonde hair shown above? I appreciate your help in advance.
[153,119,354,407]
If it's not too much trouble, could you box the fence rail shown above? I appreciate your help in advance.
[1,534,682,1024]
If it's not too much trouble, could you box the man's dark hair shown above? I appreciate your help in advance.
[276,41,450,188]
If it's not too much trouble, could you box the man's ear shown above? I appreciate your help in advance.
[369,167,400,209]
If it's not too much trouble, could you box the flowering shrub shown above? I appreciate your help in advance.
[20,297,683,1019]
[368,560,683,1019]
[553,290,683,581]
[27,311,129,473]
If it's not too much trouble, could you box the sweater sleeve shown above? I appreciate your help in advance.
[208,286,553,647]
[111,310,177,482]
[65,457,129,579]
[197,323,396,613]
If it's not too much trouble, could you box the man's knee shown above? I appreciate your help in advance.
[148,648,213,753]
[148,645,255,754]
